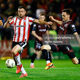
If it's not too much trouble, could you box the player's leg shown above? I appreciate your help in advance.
[30,51,37,68]
[12,44,21,66]
[30,50,42,68]
[30,41,42,68]
[11,42,27,78]
[60,45,79,64]
[41,45,55,70]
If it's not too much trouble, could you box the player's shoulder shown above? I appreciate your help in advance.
[11,16,17,21]
[12,16,17,19]
[69,23,76,31]
[68,20,75,27]
[33,23,37,26]
[69,21,75,27]
[70,24,76,28]
[26,16,32,18]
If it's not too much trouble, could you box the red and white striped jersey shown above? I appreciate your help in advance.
[9,16,34,42]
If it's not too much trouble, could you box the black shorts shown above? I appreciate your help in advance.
[35,40,43,50]
[12,41,27,53]
[50,44,74,54]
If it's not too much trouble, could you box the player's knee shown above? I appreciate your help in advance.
[72,57,79,64]
[11,49,17,55]
[67,52,79,64]
[41,45,51,51]
[73,61,78,64]
[50,45,58,52]
[42,49,51,55]
[11,45,21,54]
[42,49,48,58]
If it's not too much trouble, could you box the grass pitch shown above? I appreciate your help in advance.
[0,59,80,80]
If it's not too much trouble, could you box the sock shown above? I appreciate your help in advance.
[14,52,21,65]
[31,54,37,63]
[42,49,52,62]
[30,63,34,65]
[13,56,17,66]
[46,60,50,64]
[21,66,26,74]
[49,52,52,62]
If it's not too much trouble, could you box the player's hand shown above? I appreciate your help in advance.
[0,20,3,26]
[38,36,43,41]
[39,20,45,24]
[7,16,13,22]
[47,21,53,25]
[49,16,55,21]
[34,19,45,24]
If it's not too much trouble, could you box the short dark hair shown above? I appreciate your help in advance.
[62,9,73,16]
[40,12,46,16]
[18,6,26,11]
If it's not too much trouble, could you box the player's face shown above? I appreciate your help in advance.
[39,15,45,21]
[18,8,26,18]
[62,12,70,21]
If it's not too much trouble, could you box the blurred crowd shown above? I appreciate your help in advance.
[0,0,80,41]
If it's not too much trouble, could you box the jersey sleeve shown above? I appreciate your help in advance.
[28,17,34,25]
[9,18,14,25]
[70,24,77,34]
[32,23,36,31]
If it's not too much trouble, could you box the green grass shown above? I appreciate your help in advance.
[0,59,80,80]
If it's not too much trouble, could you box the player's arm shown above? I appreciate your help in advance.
[49,16,62,25]
[33,19,53,25]
[0,20,3,26]
[70,24,80,46]
[32,24,43,41]
[4,20,10,28]
[46,30,50,42]
[74,32,80,46]
[32,31,43,41]
[4,16,13,28]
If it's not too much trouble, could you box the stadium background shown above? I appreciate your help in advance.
[0,0,80,60]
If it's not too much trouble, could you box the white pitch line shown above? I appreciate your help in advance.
[0,67,80,70]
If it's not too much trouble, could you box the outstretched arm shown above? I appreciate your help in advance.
[49,16,62,25]
[4,16,13,28]
[33,19,53,25]
[32,31,43,41]
[74,32,80,47]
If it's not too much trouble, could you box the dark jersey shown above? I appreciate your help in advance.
[32,23,48,50]
[50,21,77,56]
[58,20,77,35]
[32,23,48,40]
[57,20,77,45]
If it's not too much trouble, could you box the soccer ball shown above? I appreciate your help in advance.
[5,59,15,68]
